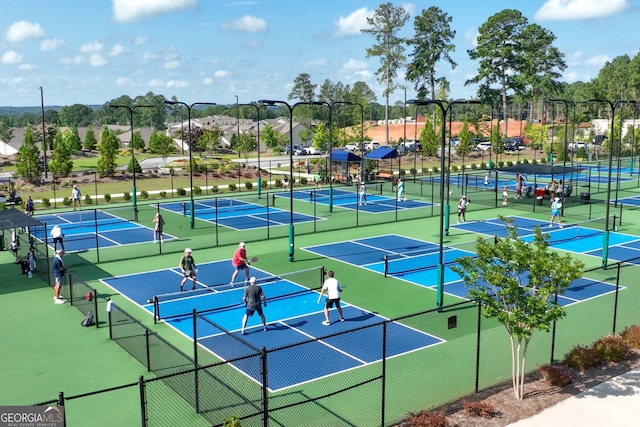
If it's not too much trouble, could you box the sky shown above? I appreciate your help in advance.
[0,0,638,108]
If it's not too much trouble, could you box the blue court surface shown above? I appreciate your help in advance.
[615,195,640,207]
[160,198,319,230]
[303,233,623,306]
[282,188,433,212]
[451,216,640,259]
[34,210,173,252]
[101,260,444,391]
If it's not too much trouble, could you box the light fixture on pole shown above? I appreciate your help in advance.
[164,100,217,229]
[39,87,48,179]
[588,98,622,268]
[109,104,154,222]
[407,98,448,310]
[258,99,304,262]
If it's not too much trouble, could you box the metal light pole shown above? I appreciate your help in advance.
[328,101,361,212]
[39,87,48,179]
[239,103,262,196]
[164,100,217,229]
[258,99,305,262]
[235,95,240,158]
[109,104,154,221]
[616,101,637,198]
[550,99,570,206]
[407,99,447,310]
[588,98,622,268]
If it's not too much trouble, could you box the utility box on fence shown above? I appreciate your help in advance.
[580,192,590,204]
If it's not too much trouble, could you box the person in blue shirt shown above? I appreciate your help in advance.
[53,249,67,304]
[549,197,563,228]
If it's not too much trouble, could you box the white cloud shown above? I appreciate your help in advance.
[220,15,267,32]
[465,27,479,48]
[304,58,328,69]
[6,21,45,42]
[112,0,197,23]
[59,55,85,65]
[140,52,157,63]
[166,80,189,88]
[109,44,127,56]
[342,58,367,71]
[148,79,164,87]
[214,69,230,78]
[90,54,107,67]
[115,77,134,86]
[585,54,610,67]
[19,63,36,70]
[133,36,148,45]
[244,40,263,50]
[1,50,23,64]
[335,7,372,37]
[40,38,64,51]
[534,0,631,21]
[563,71,579,82]
[164,60,181,69]
[202,77,213,85]
[80,41,104,54]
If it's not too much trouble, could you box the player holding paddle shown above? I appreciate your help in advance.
[230,242,257,286]
[179,248,198,291]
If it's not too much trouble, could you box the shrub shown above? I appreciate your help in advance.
[222,414,242,427]
[497,161,504,167]
[228,183,237,191]
[245,181,253,190]
[407,411,450,427]
[565,344,601,371]
[193,186,202,195]
[470,163,477,170]
[123,192,131,201]
[593,335,630,362]
[159,191,167,198]
[432,167,439,173]
[523,158,529,164]
[300,177,307,185]
[621,325,640,348]
[480,162,486,169]
[462,399,498,418]
[177,188,187,196]
[260,180,268,189]
[506,161,513,167]
[410,168,417,176]
[211,185,219,193]
[140,190,149,199]
[399,169,406,176]
[538,364,573,387]
[275,179,283,188]
[42,198,50,208]
[63,196,72,207]
[104,194,111,203]
[84,194,93,205]
[540,157,548,163]
[451,165,459,172]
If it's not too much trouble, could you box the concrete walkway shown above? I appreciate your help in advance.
[507,367,640,426]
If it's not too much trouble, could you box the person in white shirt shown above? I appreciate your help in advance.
[317,270,345,325]
[51,225,65,251]
[72,185,81,210]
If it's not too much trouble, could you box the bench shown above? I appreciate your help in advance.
[377,170,394,180]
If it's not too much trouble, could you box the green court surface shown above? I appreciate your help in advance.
[3,175,640,426]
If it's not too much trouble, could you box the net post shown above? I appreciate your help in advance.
[383,255,389,278]
[613,215,617,232]
[193,309,200,414]
[320,265,325,286]
[153,296,159,324]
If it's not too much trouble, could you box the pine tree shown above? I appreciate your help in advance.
[15,126,42,183]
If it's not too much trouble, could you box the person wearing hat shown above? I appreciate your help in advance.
[71,184,81,211]
[230,242,251,286]
[549,197,563,228]
[457,195,469,224]
[241,277,268,335]
[53,249,66,304]
[179,248,198,291]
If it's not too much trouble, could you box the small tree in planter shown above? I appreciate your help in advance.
[228,183,237,191]
[104,194,111,203]
[410,168,417,179]
[84,194,93,205]
[177,188,187,196]
[300,177,307,185]
[159,191,167,198]
[123,192,131,201]
[193,186,202,195]
[63,196,72,207]
[211,185,219,193]
[42,198,51,208]
[245,181,253,190]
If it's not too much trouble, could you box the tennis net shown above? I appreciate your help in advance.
[153,266,325,322]
[542,216,607,244]
[383,246,464,277]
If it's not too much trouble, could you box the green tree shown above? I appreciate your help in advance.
[69,125,82,151]
[15,126,41,183]
[235,132,258,163]
[48,129,74,177]
[131,130,145,151]
[127,156,142,174]
[466,9,529,137]
[0,122,14,143]
[198,127,224,156]
[362,2,410,145]
[406,6,457,100]
[419,118,438,157]
[451,217,584,401]
[311,121,329,152]
[148,131,176,158]
[97,126,118,177]
[83,125,98,151]
[261,123,286,152]
[456,119,474,157]
[59,103,95,126]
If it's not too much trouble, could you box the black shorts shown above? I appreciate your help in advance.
[245,305,264,317]
[325,298,341,308]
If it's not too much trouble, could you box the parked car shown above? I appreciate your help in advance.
[476,142,492,151]
[592,134,607,145]
[568,142,587,152]
[305,146,323,155]
[504,137,525,151]
[344,143,359,151]
[284,145,307,155]
[365,141,381,152]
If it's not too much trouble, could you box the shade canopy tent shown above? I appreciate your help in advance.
[496,163,584,175]
[364,146,398,160]
[330,150,362,162]
[0,209,42,231]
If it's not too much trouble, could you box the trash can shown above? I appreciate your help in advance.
[580,192,590,204]
[536,196,543,206]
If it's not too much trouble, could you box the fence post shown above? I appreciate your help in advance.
[139,376,147,427]
[145,329,151,372]
[612,262,621,334]
[262,347,268,427]
[193,309,200,414]
[475,300,482,393]
[550,293,559,365]
[93,289,99,328]
[57,391,66,425]
[381,321,387,427]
